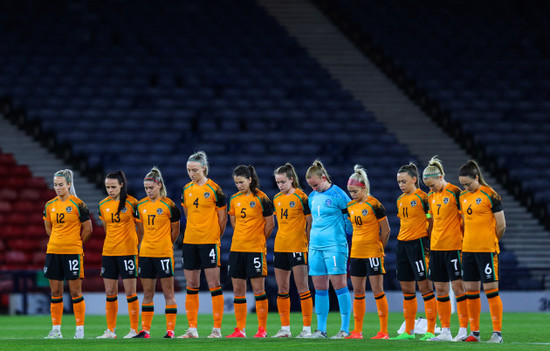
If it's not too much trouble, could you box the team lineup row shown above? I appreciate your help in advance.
[41,151,506,343]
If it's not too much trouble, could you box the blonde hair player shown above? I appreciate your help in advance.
[43,169,93,339]
[305,160,352,339]
[391,162,437,341]
[458,160,506,343]
[179,151,227,339]
[134,167,181,339]
[271,163,313,338]
[422,156,469,341]
[345,165,391,340]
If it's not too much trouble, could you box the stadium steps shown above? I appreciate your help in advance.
[0,114,103,222]
[258,0,550,289]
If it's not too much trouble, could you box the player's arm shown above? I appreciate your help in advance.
[494,210,506,240]
[379,217,390,248]
[44,220,52,237]
[305,215,312,242]
[136,222,144,243]
[264,214,274,240]
[170,221,180,244]
[229,215,236,229]
[217,207,228,238]
[426,215,434,236]
[80,219,93,243]
[182,206,188,219]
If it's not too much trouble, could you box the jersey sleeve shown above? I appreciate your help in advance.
[169,201,181,222]
[181,187,187,208]
[43,204,50,222]
[420,193,429,214]
[298,192,311,216]
[260,194,274,217]
[490,190,503,213]
[215,187,227,209]
[228,195,236,216]
[78,201,91,222]
[373,199,387,220]
[427,192,434,216]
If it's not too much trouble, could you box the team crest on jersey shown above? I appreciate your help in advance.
[410,200,417,207]
[362,209,369,216]
[325,199,333,206]
[157,208,163,215]
[250,201,256,208]
[476,198,482,204]
[289,201,296,208]
[66,206,72,213]
[204,192,210,199]
[121,207,127,213]
[443,198,449,204]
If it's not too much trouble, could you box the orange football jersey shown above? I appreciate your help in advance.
[43,195,91,254]
[181,179,227,244]
[396,189,429,241]
[98,195,139,256]
[273,188,311,252]
[347,196,387,258]
[137,197,181,257]
[228,190,273,252]
[427,183,463,251]
[460,186,503,253]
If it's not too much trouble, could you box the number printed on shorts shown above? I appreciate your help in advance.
[160,259,170,271]
[484,263,492,275]
[209,248,216,260]
[451,258,458,271]
[124,259,135,271]
[368,257,380,268]
[68,259,79,271]
[253,257,261,269]
[415,259,425,272]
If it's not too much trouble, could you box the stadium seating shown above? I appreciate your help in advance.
[314,0,545,289]
[0,0,540,290]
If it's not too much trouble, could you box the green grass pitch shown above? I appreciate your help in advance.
[1,312,548,350]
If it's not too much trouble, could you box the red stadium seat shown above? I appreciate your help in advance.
[0,188,17,201]
[0,201,12,213]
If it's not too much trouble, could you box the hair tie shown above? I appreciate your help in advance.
[188,157,206,166]
[144,177,161,185]
[347,179,365,187]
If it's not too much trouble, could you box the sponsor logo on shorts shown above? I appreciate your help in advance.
[66,206,72,213]
[250,201,256,208]
[410,200,417,207]
[157,208,163,215]
[289,201,296,208]
[362,209,368,216]
[101,267,105,275]
[44,266,47,274]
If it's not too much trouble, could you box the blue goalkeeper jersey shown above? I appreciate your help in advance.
[308,184,352,251]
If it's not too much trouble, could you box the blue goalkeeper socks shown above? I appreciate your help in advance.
[315,290,329,332]
[335,287,351,333]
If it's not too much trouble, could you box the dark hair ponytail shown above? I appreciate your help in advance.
[106,170,128,215]
[397,162,420,188]
[459,160,489,187]
[233,165,261,195]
